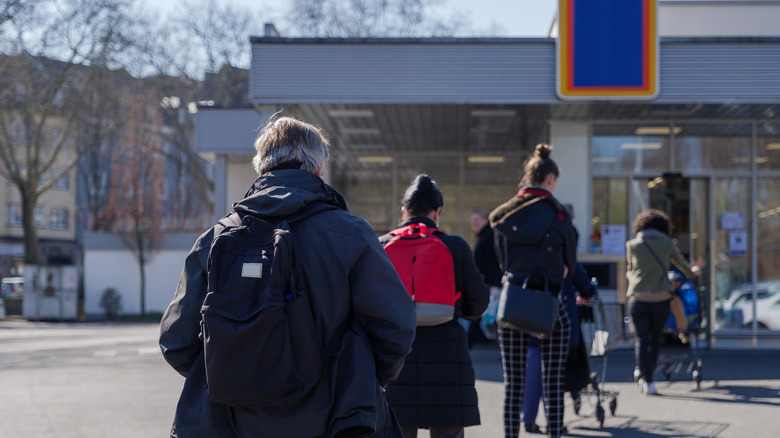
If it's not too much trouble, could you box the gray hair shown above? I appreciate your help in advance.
[252,117,330,175]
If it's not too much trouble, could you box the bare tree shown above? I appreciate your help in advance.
[177,0,256,75]
[0,0,28,29]
[74,65,136,231]
[102,91,164,316]
[130,0,262,232]
[282,0,471,37]
[0,0,139,264]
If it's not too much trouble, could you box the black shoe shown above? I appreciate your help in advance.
[524,423,542,433]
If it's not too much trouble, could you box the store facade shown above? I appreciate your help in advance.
[197,29,780,348]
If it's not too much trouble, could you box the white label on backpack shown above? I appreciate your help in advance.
[241,263,263,278]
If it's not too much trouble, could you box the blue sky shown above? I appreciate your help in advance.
[142,0,558,37]
[448,0,557,36]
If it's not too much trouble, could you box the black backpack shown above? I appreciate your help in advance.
[200,202,334,407]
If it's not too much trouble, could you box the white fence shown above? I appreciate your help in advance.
[83,232,199,317]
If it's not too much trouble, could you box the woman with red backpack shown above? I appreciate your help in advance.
[380,174,490,438]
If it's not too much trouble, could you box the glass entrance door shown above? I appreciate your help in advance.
[632,175,710,341]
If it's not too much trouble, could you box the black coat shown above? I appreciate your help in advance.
[473,224,503,288]
[379,217,489,428]
[159,170,417,438]
[489,188,577,293]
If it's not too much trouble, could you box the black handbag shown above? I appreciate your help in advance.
[497,275,559,338]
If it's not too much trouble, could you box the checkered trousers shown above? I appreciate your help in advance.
[498,296,571,438]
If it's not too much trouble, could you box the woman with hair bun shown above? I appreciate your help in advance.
[489,144,577,438]
[380,174,489,438]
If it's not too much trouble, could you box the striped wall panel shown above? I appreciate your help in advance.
[249,37,780,105]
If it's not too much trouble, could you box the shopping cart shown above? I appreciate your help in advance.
[573,296,627,427]
[652,274,704,388]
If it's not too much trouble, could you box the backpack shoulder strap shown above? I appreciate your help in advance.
[388,225,411,237]
[217,211,242,229]
[219,211,241,228]
[642,240,668,271]
[389,223,441,238]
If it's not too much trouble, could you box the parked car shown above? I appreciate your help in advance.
[745,293,780,330]
[722,281,780,329]
[0,297,6,320]
[0,277,24,298]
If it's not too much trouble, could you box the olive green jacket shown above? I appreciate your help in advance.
[626,229,696,299]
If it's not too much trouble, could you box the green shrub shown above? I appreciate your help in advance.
[99,288,122,320]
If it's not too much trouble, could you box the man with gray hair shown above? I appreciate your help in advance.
[160,116,416,437]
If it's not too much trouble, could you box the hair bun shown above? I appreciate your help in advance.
[534,144,553,159]
[401,173,443,216]
[414,174,434,194]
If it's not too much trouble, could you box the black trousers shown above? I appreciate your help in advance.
[498,297,570,438]
[629,299,671,384]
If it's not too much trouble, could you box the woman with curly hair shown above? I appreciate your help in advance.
[626,209,700,396]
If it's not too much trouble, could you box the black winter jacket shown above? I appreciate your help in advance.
[489,188,577,293]
[379,217,489,428]
[473,224,503,288]
[159,170,417,438]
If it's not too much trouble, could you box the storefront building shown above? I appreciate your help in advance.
[197,2,780,348]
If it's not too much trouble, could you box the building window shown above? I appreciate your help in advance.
[7,204,22,227]
[50,208,68,230]
[50,168,69,190]
[34,207,46,228]
[7,204,51,228]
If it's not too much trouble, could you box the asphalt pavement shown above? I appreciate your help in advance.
[1,318,779,437]
[460,340,780,438]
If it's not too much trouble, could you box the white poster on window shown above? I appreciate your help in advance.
[721,211,745,230]
[600,225,627,258]
[729,231,748,256]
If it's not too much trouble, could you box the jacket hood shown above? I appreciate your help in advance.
[233,169,348,218]
[637,229,668,240]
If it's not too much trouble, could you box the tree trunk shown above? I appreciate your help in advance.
[21,192,41,265]
[139,250,146,316]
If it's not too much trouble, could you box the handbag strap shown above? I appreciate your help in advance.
[642,240,668,272]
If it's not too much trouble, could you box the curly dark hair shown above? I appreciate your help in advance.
[632,209,670,236]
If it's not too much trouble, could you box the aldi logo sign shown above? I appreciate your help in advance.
[557,0,659,100]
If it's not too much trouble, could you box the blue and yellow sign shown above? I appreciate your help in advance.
[557,0,658,100]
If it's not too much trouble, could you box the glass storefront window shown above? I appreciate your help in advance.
[335,152,530,244]
[674,124,752,172]
[397,156,464,237]
[335,159,395,235]
[713,178,752,331]
[756,178,780,330]
[592,125,669,173]
[757,122,780,170]
[464,156,525,248]
[591,178,628,254]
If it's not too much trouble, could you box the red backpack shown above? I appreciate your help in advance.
[383,223,461,326]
